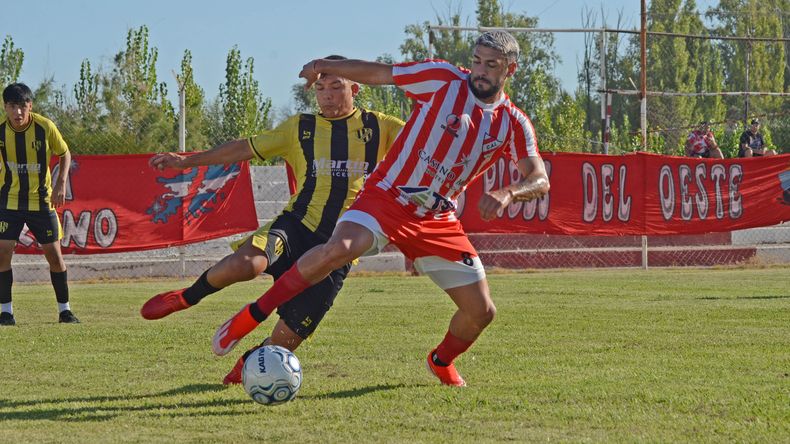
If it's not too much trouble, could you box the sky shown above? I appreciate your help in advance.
[5,0,717,114]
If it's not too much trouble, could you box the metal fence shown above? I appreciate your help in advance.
[12,163,790,283]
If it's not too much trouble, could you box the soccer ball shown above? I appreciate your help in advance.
[242,345,302,405]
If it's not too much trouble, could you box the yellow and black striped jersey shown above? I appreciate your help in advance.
[249,108,404,240]
[0,112,69,211]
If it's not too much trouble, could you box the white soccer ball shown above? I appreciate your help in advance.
[242,345,302,405]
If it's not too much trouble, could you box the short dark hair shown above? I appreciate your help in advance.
[475,31,520,64]
[2,83,33,104]
[750,118,760,125]
[324,55,347,61]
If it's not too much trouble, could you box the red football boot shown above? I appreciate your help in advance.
[222,354,246,385]
[212,304,261,356]
[141,289,190,320]
[223,337,272,385]
[222,345,263,385]
[426,349,467,387]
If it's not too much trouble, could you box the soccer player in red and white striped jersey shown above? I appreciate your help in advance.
[213,31,550,387]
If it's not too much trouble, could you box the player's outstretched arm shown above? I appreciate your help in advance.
[478,157,549,221]
[149,139,255,171]
[299,58,394,90]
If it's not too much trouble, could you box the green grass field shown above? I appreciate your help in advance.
[2,267,789,443]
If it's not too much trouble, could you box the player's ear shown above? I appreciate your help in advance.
[351,82,360,97]
[506,62,517,78]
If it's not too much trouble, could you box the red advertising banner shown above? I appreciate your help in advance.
[458,152,790,235]
[16,154,258,254]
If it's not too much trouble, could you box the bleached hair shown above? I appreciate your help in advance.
[475,31,520,64]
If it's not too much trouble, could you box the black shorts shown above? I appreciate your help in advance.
[261,213,351,339]
[0,209,61,244]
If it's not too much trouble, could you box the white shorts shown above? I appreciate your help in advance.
[339,209,486,290]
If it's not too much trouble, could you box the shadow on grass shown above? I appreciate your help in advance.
[300,383,418,400]
[0,383,428,422]
[698,295,790,300]
[0,383,248,422]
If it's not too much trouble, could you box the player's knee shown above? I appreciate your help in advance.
[0,244,15,258]
[227,253,264,281]
[320,240,357,269]
[479,302,496,326]
[466,301,496,328]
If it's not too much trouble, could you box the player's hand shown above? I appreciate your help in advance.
[149,152,186,171]
[299,59,320,90]
[51,182,66,208]
[478,189,511,221]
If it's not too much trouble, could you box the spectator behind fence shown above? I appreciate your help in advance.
[739,118,777,158]
[685,121,723,159]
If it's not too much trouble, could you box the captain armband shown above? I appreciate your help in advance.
[507,177,549,202]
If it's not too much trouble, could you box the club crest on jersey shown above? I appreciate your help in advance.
[441,114,462,138]
[397,186,456,212]
[356,128,373,143]
[31,140,43,151]
[482,132,503,155]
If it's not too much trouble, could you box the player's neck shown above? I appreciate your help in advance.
[321,107,356,120]
[8,116,32,132]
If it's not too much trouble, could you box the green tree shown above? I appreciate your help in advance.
[63,26,176,154]
[30,77,63,118]
[116,26,161,105]
[216,46,272,143]
[551,92,590,152]
[290,82,316,114]
[0,35,23,89]
[73,59,101,129]
[643,0,702,152]
[177,50,210,151]
[106,26,174,153]
[354,55,411,120]
[707,0,787,119]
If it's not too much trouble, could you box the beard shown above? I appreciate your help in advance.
[468,77,502,101]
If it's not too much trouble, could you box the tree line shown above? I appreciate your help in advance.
[1,0,787,158]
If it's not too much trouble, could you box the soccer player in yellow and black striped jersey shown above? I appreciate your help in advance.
[0,83,78,326]
[140,56,404,384]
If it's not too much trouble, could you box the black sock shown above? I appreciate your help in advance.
[182,270,221,305]
[248,303,268,323]
[50,271,69,303]
[432,351,450,367]
[0,269,12,304]
[241,339,271,361]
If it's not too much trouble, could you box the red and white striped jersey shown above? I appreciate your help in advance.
[686,130,716,156]
[365,59,540,220]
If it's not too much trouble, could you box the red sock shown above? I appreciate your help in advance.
[434,330,474,365]
[254,265,312,316]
